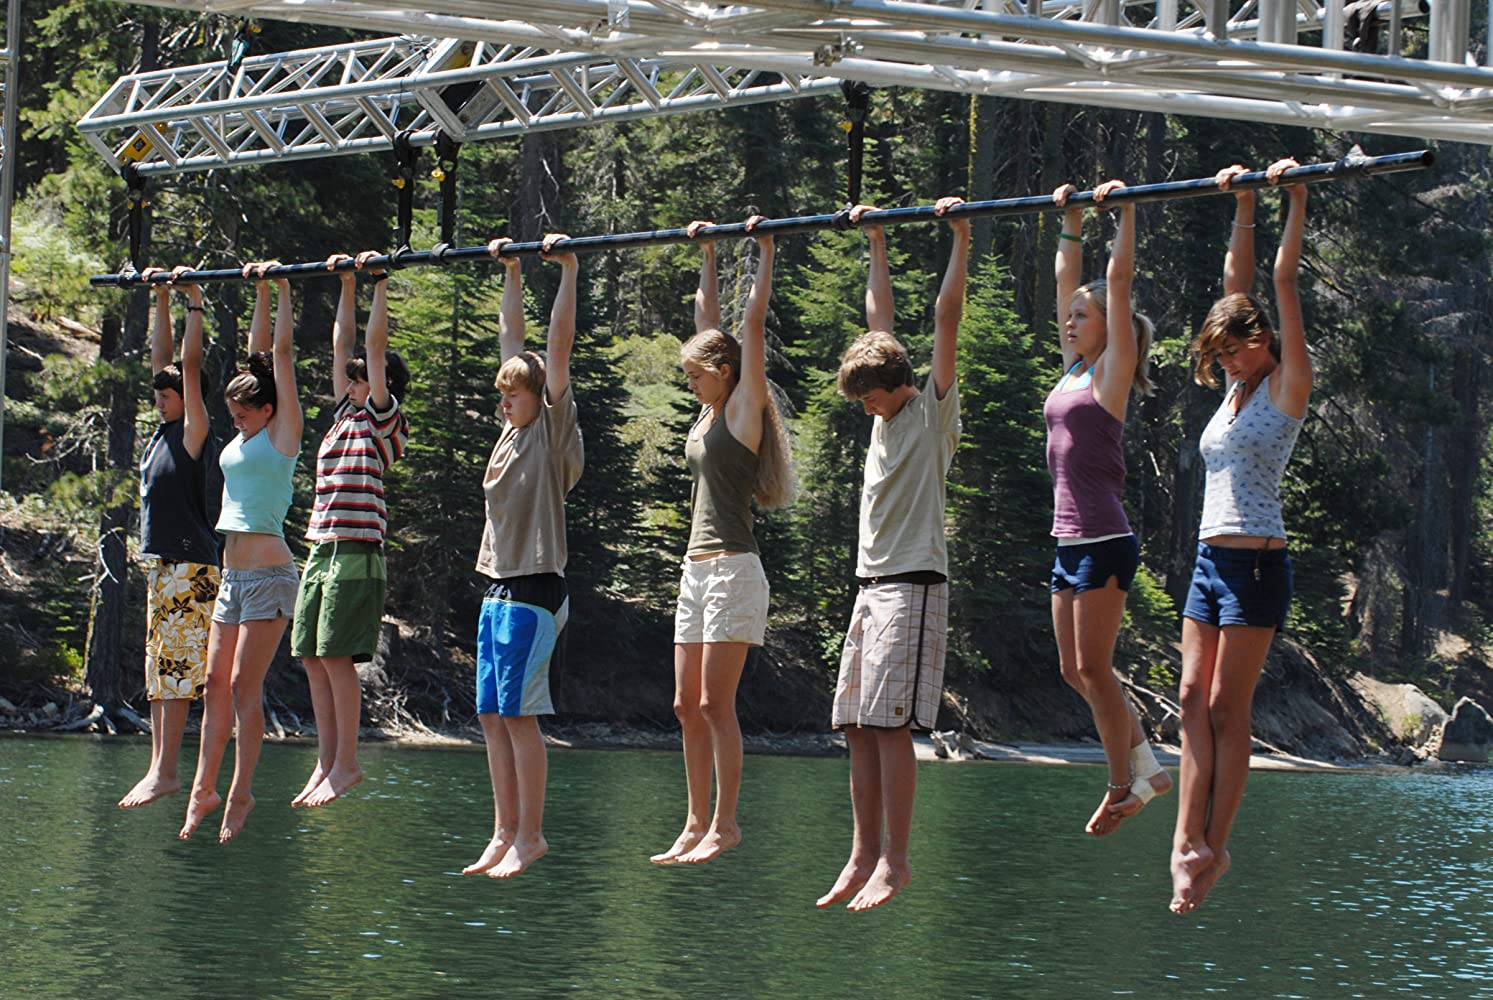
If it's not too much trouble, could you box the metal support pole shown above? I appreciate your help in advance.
[0,0,21,495]
[89,150,1434,289]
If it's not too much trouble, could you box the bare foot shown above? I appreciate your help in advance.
[847,858,910,911]
[1169,842,1217,914]
[1187,847,1232,910]
[1086,788,1134,836]
[462,832,515,875]
[815,859,874,908]
[649,827,706,865]
[291,764,326,807]
[489,835,548,879]
[178,789,222,840]
[303,764,363,808]
[218,793,256,843]
[119,772,180,809]
[677,823,741,864]
[1142,768,1175,800]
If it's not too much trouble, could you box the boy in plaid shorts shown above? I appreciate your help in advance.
[816,197,968,912]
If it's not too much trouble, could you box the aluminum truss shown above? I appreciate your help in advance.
[79,0,1493,177]
[77,35,842,176]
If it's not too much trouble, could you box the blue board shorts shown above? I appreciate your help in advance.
[476,574,568,717]
[1050,534,1141,594]
[1181,541,1292,631]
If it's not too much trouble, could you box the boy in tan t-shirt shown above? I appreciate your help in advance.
[816,198,969,912]
[462,234,584,880]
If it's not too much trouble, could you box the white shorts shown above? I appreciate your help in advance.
[673,552,769,646]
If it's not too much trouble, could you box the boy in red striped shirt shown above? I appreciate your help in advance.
[291,251,410,808]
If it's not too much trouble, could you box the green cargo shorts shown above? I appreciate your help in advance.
[291,540,387,663]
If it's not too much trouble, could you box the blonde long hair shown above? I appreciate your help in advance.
[1075,280,1156,397]
[680,329,797,509]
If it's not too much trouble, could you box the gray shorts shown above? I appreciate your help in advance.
[212,563,299,625]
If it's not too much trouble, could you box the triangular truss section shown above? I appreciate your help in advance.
[81,0,1493,176]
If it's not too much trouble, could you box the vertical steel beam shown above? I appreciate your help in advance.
[1323,0,1345,52]
[1428,0,1467,63]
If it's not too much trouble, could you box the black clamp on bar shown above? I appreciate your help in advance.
[840,80,873,207]
[433,131,462,249]
[429,242,456,266]
[391,130,420,256]
[830,205,856,231]
[387,245,416,270]
[123,163,149,274]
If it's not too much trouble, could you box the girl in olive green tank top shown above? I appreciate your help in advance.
[650,218,794,866]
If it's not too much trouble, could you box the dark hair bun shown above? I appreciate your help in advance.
[246,351,274,380]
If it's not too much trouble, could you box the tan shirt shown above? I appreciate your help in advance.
[475,387,584,580]
[856,378,960,578]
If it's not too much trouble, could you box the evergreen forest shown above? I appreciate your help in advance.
[4,2,1492,750]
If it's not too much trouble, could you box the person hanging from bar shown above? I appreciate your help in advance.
[119,266,223,810]
[650,216,795,866]
[289,252,410,808]
[1171,159,1311,913]
[817,197,968,911]
[180,261,304,842]
[462,233,583,880]
[1046,179,1171,836]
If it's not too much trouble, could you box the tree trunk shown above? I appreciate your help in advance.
[967,95,997,262]
[83,311,145,709]
[1446,354,1480,605]
[512,131,561,247]
[83,19,162,711]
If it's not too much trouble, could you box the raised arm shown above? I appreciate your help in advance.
[931,197,969,399]
[358,251,392,410]
[1269,160,1312,420]
[143,266,175,374]
[541,233,577,401]
[488,238,525,364]
[326,253,357,402]
[731,217,773,436]
[242,260,281,354]
[1217,165,1256,297]
[178,278,210,460]
[1053,185,1083,372]
[851,204,893,334]
[690,220,722,335]
[1094,182,1138,419]
[267,277,303,454]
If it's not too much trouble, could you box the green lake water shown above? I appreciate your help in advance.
[2,736,1490,999]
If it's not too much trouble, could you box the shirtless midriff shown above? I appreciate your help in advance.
[222,531,293,570]
[1199,533,1286,550]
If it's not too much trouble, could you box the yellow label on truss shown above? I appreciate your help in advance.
[116,123,169,163]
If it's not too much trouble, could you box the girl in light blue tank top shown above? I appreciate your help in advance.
[1170,161,1315,916]
[180,264,304,846]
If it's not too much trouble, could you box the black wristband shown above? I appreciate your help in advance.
[185,305,204,312]
[371,272,389,283]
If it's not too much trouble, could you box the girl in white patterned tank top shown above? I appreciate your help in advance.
[1171,158,1314,915]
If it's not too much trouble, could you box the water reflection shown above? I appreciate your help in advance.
[2,738,1490,998]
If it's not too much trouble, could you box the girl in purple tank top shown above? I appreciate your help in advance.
[1170,159,1313,915]
[1047,178,1171,839]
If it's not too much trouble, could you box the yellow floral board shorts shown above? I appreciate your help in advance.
[144,560,220,700]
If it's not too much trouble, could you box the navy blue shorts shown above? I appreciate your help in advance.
[1050,534,1141,594]
[1181,542,1291,631]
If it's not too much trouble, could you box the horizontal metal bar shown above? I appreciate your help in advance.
[89,150,1432,288]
